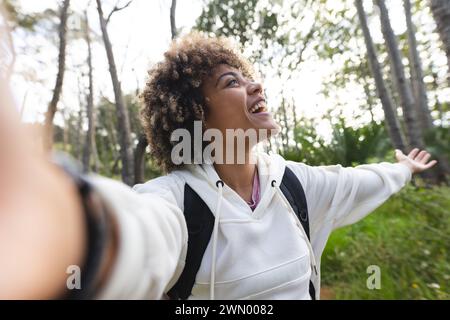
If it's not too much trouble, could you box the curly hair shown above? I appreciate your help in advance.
[141,32,256,173]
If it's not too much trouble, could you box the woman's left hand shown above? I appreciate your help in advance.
[395,148,438,174]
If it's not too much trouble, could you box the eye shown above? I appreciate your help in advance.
[227,79,238,87]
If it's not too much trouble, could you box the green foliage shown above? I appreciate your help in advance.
[423,126,450,160]
[195,0,317,71]
[321,185,450,299]
[195,0,286,61]
[282,117,392,166]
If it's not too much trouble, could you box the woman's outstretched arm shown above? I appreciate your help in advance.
[287,147,437,234]
[0,78,187,299]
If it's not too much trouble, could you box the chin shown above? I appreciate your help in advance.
[251,121,280,142]
[261,118,281,133]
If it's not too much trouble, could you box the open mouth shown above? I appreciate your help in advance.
[248,100,268,114]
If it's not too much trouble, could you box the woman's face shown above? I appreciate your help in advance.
[201,64,280,141]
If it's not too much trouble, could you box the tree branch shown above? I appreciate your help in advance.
[105,0,133,25]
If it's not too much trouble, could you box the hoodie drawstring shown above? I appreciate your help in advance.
[210,179,224,300]
[271,179,319,279]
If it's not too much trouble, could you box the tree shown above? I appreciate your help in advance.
[405,0,449,183]
[374,0,424,150]
[170,0,177,40]
[355,0,406,152]
[404,0,433,133]
[429,0,450,85]
[82,9,99,173]
[43,0,70,150]
[96,0,134,185]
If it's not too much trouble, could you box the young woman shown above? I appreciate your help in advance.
[0,25,437,299]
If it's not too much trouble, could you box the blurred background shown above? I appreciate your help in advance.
[2,0,449,299]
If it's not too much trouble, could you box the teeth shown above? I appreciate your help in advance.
[249,101,266,113]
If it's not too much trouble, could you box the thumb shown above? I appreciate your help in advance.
[395,149,405,161]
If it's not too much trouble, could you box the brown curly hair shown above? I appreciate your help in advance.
[141,32,256,173]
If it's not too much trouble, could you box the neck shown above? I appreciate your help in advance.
[212,146,257,190]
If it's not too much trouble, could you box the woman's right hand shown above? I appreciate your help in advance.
[0,78,86,299]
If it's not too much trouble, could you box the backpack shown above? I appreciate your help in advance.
[167,166,316,300]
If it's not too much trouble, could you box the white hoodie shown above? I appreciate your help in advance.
[86,151,412,300]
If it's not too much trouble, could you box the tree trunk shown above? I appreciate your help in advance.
[96,0,134,185]
[43,0,70,150]
[82,10,98,173]
[407,0,449,182]
[404,0,433,132]
[170,0,177,39]
[134,134,148,184]
[291,97,300,154]
[281,97,289,153]
[375,0,424,150]
[429,0,450,86]
[75,107,83,161]
[105,110,119,172]
[356,0,407,152]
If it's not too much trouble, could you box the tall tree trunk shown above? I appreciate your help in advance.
[62,110,69,152]
[404,0,433,132]
[43,0,70,150]
[291,97,300,154]
[356,0,407,152]
[105,110,119,172]
[82,10,98,173]
[170,0,177,39]
[281,97,289,153]
[75,107,83,161]
[134,134,147,184]
[429,0,450,86]
[96,0,134,185]
[375,0,424,150]
[407,0,449,182]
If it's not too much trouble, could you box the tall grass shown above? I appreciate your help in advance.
[321,185,450,299]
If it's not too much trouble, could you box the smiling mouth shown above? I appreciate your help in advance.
[248,100,268,114]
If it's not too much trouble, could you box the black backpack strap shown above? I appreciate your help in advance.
[280,166,310,239]
[280,166,316,300]
[168,165,316,300]
[166,184,215,300]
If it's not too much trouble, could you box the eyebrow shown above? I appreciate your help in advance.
[215,71,239,87]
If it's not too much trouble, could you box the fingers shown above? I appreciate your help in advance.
[415,150,427,161]
[408,148,419,158]
[421,153,431,164]
[424,160,437,169]
[409,148,434,163]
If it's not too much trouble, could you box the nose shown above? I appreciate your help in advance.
[247,80,263,96]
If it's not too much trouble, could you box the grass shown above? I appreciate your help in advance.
[320,184,450,300]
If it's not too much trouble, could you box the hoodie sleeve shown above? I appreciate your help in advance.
[286,161,412,232]
[84,175,188,299]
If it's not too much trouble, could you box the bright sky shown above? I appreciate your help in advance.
[8,0,448,140]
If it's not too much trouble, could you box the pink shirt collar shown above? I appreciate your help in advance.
[246,168,261,211]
